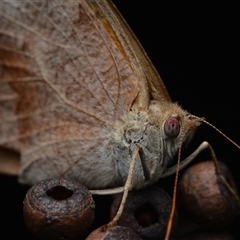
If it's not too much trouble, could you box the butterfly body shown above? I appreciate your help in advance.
[0,0,200,190]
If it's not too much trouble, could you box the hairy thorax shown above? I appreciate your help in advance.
[112,100,182,189]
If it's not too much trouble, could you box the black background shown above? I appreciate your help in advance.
[1,1,240,239]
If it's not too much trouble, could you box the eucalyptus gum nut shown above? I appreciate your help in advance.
[110,187,177,240]
[178,161,240,228]
[86,226,142,240]
[23,178,95,240]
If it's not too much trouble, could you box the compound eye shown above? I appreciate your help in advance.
[164,116,180,138]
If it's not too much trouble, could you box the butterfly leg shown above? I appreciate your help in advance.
[101,145,141,231]
[164,141,240,240]
[162,140,240,226]
[161,141,210,177]
[206,143,240,205]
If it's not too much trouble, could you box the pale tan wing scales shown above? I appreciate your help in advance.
[91,0,172,110]
[0,0,139,186]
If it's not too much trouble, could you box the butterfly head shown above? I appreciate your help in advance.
[148,100,202,157]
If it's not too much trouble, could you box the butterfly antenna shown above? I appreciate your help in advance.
[190,115,240,150]
[165,131,184,240]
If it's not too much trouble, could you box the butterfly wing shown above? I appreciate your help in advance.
[92,1,171,109]
[0,0,171,187]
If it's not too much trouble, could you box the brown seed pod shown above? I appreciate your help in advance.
[178,160,240,228]
[110,187,177,240]
[23,178,95,240]
[86,225,142,240]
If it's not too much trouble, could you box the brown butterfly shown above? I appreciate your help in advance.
[2,1,240,239]
[0,0,204,190]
